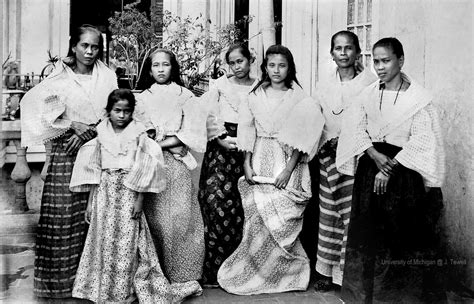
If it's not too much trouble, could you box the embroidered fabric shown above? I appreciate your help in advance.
[20,60,118,147]
[336,73,445,187]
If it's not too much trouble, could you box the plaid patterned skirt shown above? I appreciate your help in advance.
[34,134,88,298]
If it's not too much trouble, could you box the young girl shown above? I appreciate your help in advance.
[69,89,171,303]
[336,38,445,302]
[198,43,258,286]
[312,31,376,291]
[135,49,207,300]
[217,45,324,295]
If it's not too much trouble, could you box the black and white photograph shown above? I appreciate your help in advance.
[0,0,472,303]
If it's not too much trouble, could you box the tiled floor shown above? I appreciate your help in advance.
[0,243,341,304]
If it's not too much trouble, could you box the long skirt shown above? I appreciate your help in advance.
[144,151,204,299]
[217,137,312,295]
[198,122,245,285]
[315,154,353,285]
[34,134,88,298]
[341,142,446,303]
[72,170,171,303]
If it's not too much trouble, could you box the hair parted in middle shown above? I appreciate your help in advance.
[105,88,136,114]
[251,44,301,94]
[138,48,185,90]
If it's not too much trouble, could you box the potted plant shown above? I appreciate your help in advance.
[108,3,252,91]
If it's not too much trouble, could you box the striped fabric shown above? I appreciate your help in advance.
[34,134,88,298]
[316,154,354,285]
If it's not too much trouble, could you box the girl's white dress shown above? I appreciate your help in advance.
[69,119,171,303]
[217,83,324,295]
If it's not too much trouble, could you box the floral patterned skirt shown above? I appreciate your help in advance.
[144,152,204,299]
[198,124,245,285]
[72,170,170,303]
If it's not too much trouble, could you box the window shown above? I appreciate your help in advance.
[347,0,373,66]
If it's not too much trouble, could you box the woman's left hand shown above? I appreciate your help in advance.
[374,171,390,195]
[274,169,292,189]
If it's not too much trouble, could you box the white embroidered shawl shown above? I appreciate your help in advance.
[314,68,377,149]
[20,59,118,147]
[237,82,324,162]
[336,73,445,187]
[202,76,258,141]
[135,82,207,153]
[69,119,166,193]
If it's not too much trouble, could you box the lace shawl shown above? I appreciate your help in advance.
[20,60,117,147]
[336,73,445,187]
[202,76,258,141]
[237,82,324,162]
[69,119,166,193]
[135,82,207,152]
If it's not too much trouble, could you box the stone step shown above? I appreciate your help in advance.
[0,211,39,245]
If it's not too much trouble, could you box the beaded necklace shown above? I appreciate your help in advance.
[379,78,404,111]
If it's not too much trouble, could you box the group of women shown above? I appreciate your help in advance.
[20,24,446,303]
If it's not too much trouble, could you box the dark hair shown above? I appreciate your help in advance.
[66,24,104,64]
[105,88,136,114]
[138,48,184,90]
[330,30,361,54]
[251,44,301,94]
[373,37,404,58]
[225,43,252,64]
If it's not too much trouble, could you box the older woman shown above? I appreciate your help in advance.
[21,24,117,298]
[336,37,445,303]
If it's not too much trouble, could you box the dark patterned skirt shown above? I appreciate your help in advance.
[34,134,89,298]
[198,122,245,285]
[341,142,446,303]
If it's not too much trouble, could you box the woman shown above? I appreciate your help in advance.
[198,43,257,286]
[136,49,207,301]
[20,25,118,298]
[312,30,376,290]
[336,37,445,303]
[217,45,324,295]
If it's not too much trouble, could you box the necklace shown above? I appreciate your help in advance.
[332,68,357,116]
[379,79,404,111]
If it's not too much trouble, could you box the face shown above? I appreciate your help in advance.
[331,35,359,68]
[265,54,289,85]
[72,31,100,67]
[109,99,133,130]
[150,52,172,84]
[373,46,404,83]
[228,49,251,79]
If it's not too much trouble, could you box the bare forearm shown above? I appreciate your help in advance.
[158,136,183,149]
[285,150,301,174]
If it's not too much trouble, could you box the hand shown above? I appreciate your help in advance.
[217,138,237,151]
[374,171,390,195]
[168,145,188,157]
[71,121,96,141]
[244,162,256,185]
[366,147,394,176]
[131,194,143,220]
[85,202,92,224]
[274,168,292,189]
[146,129,156,140]
[64,134,84,155]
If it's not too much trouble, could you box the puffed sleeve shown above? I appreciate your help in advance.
[124,134,166,193]
[175,96,208,153]
[277,97,324,162]
[202,80,226,141]
[336,98,374,176]
[236,94,256,152]
[394,105,445,187]
[69,138,101,192]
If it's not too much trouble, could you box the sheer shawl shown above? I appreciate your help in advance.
[336,73,445,187]
[20,60,117,147]
[237,82,324,162]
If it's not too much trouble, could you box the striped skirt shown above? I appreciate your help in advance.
[34,134,89,298]
[316,154,353,285]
